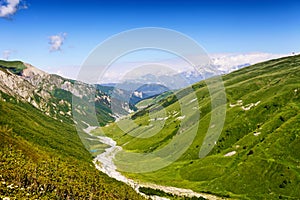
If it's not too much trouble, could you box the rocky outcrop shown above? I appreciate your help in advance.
[0,62,91,122]
[21,63,94,99]
[0,69,50,110]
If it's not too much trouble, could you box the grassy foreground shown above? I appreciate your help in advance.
[0,93,144,199]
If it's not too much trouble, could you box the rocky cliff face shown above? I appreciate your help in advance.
[0,60,114,124]
[22,63,96,98]
[0,67,51,111]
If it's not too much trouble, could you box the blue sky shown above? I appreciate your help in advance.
[1,0,300,79]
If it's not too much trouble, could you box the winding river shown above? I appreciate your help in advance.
[83,126,222,200]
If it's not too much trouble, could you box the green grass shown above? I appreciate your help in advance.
[0,93,144,199]
[92,55,300,199]
[135,91,175,109]
[0,60,27,75]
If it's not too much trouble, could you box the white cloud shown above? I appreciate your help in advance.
[2,50,12,60]
[210,52,290,73]
[48,33,67,52]
[0,0,23,18]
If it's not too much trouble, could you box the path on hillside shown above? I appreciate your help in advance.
[83,125,225,200]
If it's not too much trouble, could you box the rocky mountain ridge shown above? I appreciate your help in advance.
[0,60,113,123]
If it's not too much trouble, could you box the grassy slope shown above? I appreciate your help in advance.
[93,55,300,199]
[0,60,27,75]
[0,93,144,199]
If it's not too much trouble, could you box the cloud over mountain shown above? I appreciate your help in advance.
[210,52,289,73]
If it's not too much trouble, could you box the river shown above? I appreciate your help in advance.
[83,125,223,200]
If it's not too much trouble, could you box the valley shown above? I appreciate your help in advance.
[1,1,299,199]
[85,125,222,200]
[0,54,299,199]
[89,55,300,199]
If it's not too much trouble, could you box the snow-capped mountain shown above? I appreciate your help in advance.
[210,52,288,73]
[178,52,289,84]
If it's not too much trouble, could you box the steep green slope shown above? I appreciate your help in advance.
[0,93,144,199]
[0,60,27,75]
[93,55,300,199]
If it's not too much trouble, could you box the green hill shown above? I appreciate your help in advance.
[93,55,300,199]
[0,60,27,75]
[0,74,144,198]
